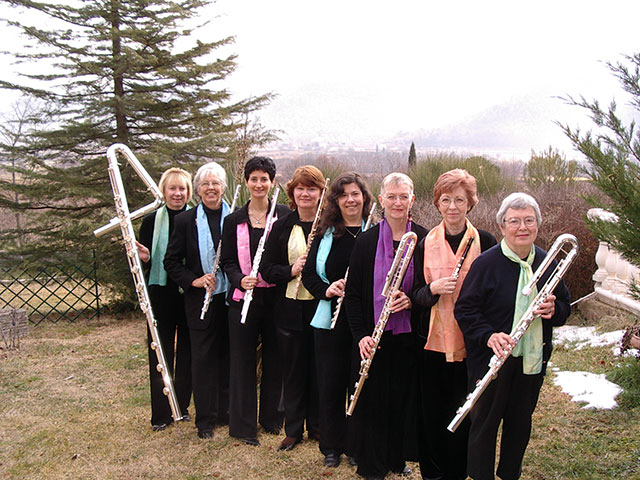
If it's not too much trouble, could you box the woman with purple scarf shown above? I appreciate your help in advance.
[344,172,427,480]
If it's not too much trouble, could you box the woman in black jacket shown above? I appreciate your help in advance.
[220,156,289,446]
[137,167,193,431]
[302,172,374,468]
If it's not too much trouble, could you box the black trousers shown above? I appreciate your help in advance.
[147,285,192,426]
[276,306,319,439]
[188,292,229,433]
[228,288,284,438]
[313,315,356,456]
[467,356,544,480]
[353,332,416,478]
[417,349,469,480]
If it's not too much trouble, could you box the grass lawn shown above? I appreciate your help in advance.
[1,311,638,479]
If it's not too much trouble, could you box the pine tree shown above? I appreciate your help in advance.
[0,0,272,306]
[561,53,640,266]
[408,141,417,168]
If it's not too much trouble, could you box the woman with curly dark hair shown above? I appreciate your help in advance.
[302,172,374,468]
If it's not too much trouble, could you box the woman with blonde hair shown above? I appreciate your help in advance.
[412,168,497,480]
[137,167,193,431]
[260,165,326,451]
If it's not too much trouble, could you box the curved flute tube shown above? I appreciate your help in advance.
[240,186,281,324]
[93,143,183,422]
[330,202,377,329]
[447,233,579,432]
[292,178,330,298]
[200,184,242,320]
[346,231,418,416]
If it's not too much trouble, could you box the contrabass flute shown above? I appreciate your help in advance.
[239,186,281,324]
[346,231,418,416]
[200,184,241,320]
[292,178,330,298]
[329,202,377,329]
[447,233,579,433]
[93,143,183,421]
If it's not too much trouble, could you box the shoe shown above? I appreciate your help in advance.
[152,421,171,432]
[308,431,320,441]
[278,436,301,451]
[181,413,192,422]
[323,453,341,468]
[197,429,213,439]
[242,437,260,446]
[392,464,412,476]
[262,425,282,435]
[348,456,358,467]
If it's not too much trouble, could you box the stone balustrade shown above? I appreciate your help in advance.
[587,208,640,315]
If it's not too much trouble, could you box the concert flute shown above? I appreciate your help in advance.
[94,143,183,422]
[199,184,241,320]
[329,202,377,329]
[239,186,281,324]
[451,236,475,279]
[292,178,330,298]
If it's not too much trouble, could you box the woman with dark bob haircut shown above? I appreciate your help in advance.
[220,156,290,446]
[302,172,373,468]
[411,168,497,480]
[260,165,326,451]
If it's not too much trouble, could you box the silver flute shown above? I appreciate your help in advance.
[239,186,281,324]
[447,233,579,433]
[94,143,183,422]
[329,202,377,329]
[346,231,418,416]
[200,184,241,320]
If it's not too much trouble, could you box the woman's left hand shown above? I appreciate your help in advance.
[389,290,411,313]
[325,279,346,298]
[534,294,556,319]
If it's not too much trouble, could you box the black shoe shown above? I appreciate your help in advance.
[323,453,341,468]
[348,456,358,467]
[197,429,213,439]
[152,422,171,432]
[392,464,412,476]
[242,437,260,446]
[278,436,301,451]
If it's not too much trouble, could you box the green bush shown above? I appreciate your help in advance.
[608,356,640,409]
[523,146,579,189]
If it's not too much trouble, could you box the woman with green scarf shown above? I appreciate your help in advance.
[454,192,571,480]
[137,167,193,432]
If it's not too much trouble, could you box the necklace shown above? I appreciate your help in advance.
[248,206,268,226]
[345,226,361,239]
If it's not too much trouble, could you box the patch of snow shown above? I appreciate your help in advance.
[553,371,622,409]
[554,325,624,350]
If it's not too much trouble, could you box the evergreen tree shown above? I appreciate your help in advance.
[561,53,640,266]
[0,0,272,306]
[523,146,578,190]
[408,141,417,168]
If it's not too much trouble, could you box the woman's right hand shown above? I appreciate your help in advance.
[192,273,217,292]
[241,275,258,291]
[325,278,346,298]
[290,253,308,277]
[487,332,516,359]
[430,276,457,295]
[358,335,376,360]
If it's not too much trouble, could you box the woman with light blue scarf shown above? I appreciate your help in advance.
[302,172,374,469]
[164,161,232,440]
[137,167,193,432]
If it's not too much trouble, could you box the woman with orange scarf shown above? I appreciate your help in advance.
[411,169,496,480]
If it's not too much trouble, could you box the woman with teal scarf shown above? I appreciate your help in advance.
[455,192,571,480]
[302,172,374,468]
[137,167,193,432]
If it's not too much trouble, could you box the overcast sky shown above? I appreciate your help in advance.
[212,0,640,155]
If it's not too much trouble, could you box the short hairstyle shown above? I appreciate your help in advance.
[285,165,326,210]
[319,172,374,237]
[193,161,227,203]
[432,168,479,212]
[158,167,193,204]
[380,172,414,197]
[244,156,276,181]
[496,192,542,226]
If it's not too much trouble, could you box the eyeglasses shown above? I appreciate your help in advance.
[504,217,537,228]
[439,197,467,207]
[384,194,411,203]
[200,180,222,189]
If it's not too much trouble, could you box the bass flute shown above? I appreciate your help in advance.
[329,202,377,329]
[451,236,474,279]
[447,233,579,432]
[346,231,418,416]
[94,143,183,422]
[199,184,241,320]
[291,178,330,298]
[239,186,281,324]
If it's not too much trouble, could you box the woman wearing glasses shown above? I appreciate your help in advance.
[455,192,571,480]
[411,169,496,480]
